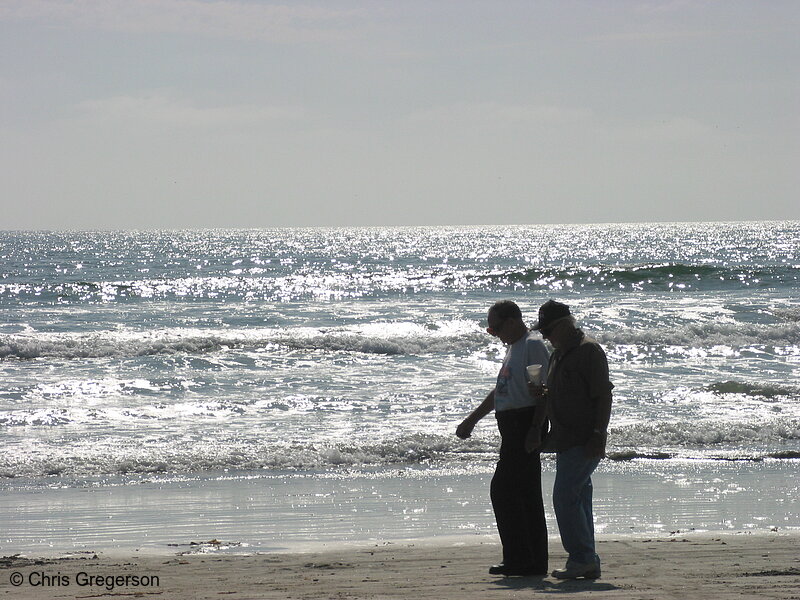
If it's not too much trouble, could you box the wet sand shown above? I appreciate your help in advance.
[2,460,798,557]
[2,532,798,599]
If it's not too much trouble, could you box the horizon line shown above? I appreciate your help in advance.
[2,218,798,234]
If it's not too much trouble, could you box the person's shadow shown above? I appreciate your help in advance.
[492,575,619,593]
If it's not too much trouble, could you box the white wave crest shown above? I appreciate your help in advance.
[772,307,800,322]
[598,322,800,348]
[2,416,799,479]
[0,432,493,479]
[0,322,486,360]
[611,419,800,449]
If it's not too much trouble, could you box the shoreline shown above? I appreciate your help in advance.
[2,532,798,599]
[6,460,800,556]
[2,459,798,557]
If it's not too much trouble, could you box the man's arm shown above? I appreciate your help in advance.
[585,390,612,458]
[594,390,612,433]
[456,390,495,439]
[524,395,548,453]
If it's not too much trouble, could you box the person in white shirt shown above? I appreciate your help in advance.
[456,300,550,577]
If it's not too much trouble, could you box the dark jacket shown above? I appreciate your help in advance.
[543,329,613,452]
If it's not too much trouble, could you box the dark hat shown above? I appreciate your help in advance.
[532,299,571,331]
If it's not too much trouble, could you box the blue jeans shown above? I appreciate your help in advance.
[553,446,601,566]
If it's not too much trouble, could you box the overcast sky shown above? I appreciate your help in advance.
[1,1,798,229]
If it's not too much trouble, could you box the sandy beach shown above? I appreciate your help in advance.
[2,533,798,599]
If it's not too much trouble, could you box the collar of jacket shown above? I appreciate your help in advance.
[553,328,585,362]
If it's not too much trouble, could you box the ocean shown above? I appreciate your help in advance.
[1,222,798,553]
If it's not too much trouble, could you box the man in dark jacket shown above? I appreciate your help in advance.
[531,300,613,580]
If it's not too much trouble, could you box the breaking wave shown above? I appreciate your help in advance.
[0,433,490,479]
[0,325,486,360]
[2,262,797,304]
[2,418,798,478]
[611,419,800,452]
[704,381,799,399]
[2,319,799,362]
[598,322,800,348]
[772,307,800,322]
[474,262,795,290]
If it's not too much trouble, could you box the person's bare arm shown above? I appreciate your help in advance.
[456,390,495,439]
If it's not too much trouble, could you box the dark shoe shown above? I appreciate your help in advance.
[489,563,548,577]
[551,561,601,580]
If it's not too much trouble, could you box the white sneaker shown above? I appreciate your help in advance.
[552,561,601,580]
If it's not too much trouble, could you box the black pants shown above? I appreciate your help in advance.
[491,407,548,570]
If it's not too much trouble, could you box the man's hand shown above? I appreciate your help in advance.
[456,418,475,439]
[524,426,542,453]
[527,382,548,399]
[585,431,607,458]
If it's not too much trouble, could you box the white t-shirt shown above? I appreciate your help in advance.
[494,332,550,413]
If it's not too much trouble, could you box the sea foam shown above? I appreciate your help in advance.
[2,319,799,361]
[1,418,798,479]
